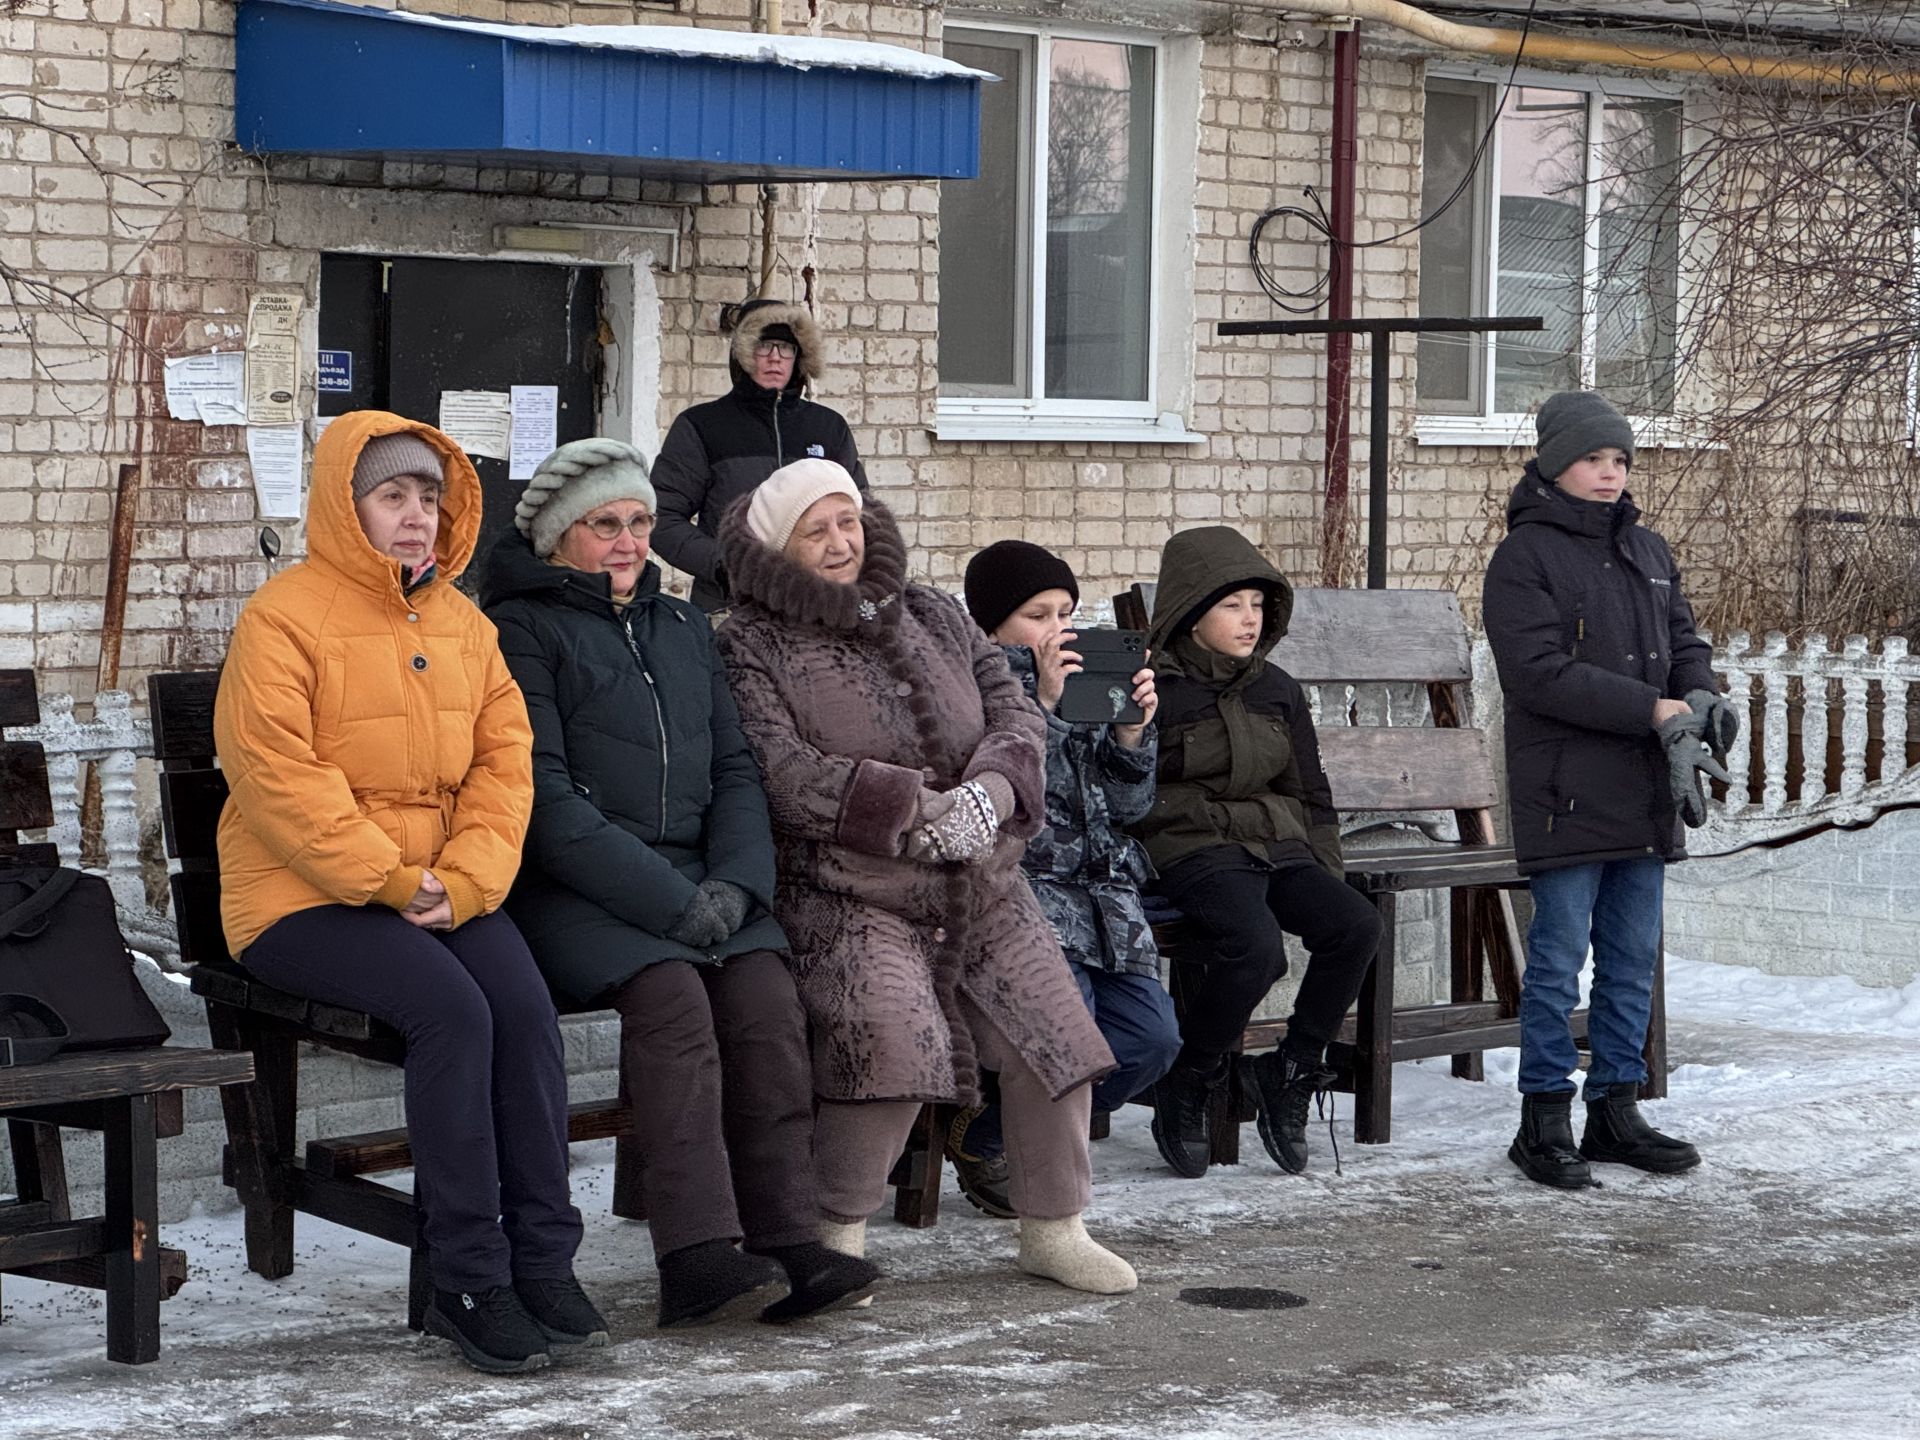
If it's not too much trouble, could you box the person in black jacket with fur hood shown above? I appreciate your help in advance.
[1483,391,1734,1190]
[652,298,867,612]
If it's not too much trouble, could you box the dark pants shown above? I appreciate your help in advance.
[243,905,582,1293]
[1159,850,1382,1068]
[610,952,818,1259]
[962,964,1181,1159]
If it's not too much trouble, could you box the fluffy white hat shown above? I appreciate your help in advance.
[745,458,862,553]
[514,438,656,559]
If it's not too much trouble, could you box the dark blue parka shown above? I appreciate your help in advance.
[483,530,786,1004]
[1482,463,1717,874]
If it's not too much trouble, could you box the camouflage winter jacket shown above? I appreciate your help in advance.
[1005,646,1162,979]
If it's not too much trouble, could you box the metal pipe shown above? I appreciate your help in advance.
[1319,22,1358,589]
[1252,0,1920,93]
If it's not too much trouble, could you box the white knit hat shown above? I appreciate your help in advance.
[745,458,862,553]
[514,438,656,559]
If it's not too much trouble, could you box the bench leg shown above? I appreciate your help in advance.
[207,1007,298,1281]
[1639,933,1669,1101]
[408,1177,432,1332]
[7,1118,73,1220]
[103,1093,161,1365]
[1353,893,1396,1145]
[1449,890,1486,1082]
[888,1104,944,1229]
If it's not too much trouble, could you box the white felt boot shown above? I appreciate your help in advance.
[820,1218,873,1305]
[1016,1214,1138,1295]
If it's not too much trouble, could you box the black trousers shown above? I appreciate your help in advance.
[244,905,583,1293]
[1158,850,1382,1068]
[611,951,819,1260]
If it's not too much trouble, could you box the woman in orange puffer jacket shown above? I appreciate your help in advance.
[214,411,603,1374]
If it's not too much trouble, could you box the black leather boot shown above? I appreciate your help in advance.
[1580,1083,1702,1173]
[1151,1058,1223,1179]
[1248,1049,1336,1175]
[1509,1092,1601,1189]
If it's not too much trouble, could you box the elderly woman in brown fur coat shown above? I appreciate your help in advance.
[716,459,1137,1296]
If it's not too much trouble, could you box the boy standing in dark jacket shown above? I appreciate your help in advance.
[952,542,1181,1216]
[1484,391,1729,1189]
[1133,527,1381,1179]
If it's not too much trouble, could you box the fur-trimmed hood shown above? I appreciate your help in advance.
[717,494,907,632]
[727,298,826,390]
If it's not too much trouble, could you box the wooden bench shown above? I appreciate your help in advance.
[0,669,255,1364]
[1116,582,1666,1161]
[148,670,641,1330]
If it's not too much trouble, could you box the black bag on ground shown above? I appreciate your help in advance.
[0,866,171,1064]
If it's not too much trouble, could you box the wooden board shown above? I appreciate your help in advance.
[147,670,220,763]
[160,768,228,865]
[0,671,39,729]
[1318,727,1499,812]
[0,741,53,830]
[0,1047,254,1111]
[305,1098,632,1179]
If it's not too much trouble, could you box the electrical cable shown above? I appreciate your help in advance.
[1247,0,1540,313]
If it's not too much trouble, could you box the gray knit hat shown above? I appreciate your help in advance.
[1535,391,1635,483]
[514,438,657,559]
[351,433,445,501]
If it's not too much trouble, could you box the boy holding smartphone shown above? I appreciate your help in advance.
[952,541,1180,1217]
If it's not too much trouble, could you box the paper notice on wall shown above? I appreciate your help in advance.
[246,424,305,519]
[246,292,303,425]
[508,385,560,480]
[438,390,512,461]
[163,351,247,426]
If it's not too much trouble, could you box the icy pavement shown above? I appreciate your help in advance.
[4,953,1918,1440]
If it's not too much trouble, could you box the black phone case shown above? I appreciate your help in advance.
[1057,629,1147,725]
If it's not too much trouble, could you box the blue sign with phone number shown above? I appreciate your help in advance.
[318,350,352,393]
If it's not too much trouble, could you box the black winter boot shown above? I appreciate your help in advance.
[1580,1083,1701,1173]
[656,1239,788,1329]
[424,1285,552,1374]
[1248,1048,1337,1175]
[1509,1092,1601,1189]
[754,1241,882,1324]
[514,1273,610,1348]
[1151,1058,1223,1179]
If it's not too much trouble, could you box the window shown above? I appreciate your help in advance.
[939,25,1160,419]
[1417,75,1683,424]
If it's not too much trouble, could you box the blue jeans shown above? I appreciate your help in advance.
[1519,858,1664,1099]
[958,965,1181,1159]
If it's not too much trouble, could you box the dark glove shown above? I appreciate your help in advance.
[698,878,751,938]
[666,884,730,948]
[1658,711,1731,829]
[1684,688,1740,765]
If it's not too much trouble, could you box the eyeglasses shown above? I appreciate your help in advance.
[577,513,656,541]
[753,340,798,360]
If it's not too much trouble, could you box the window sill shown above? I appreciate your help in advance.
[931,411,1207,445]
[1413,414,1719,450]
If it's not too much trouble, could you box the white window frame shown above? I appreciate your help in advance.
[935,18,1203,445]
[1415,64,1695,449]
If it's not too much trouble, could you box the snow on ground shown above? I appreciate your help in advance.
[3,952,1918,1440]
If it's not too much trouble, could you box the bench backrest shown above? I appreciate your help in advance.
[0,669,58,867]
[1114,583,1497,826]
[149,670,230,967]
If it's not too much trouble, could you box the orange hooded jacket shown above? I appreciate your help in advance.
[213,410,534,954]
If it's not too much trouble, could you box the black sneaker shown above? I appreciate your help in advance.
[1151,1059,1221,1179]
[515,1274,610,1348]
[424,1285,552,1374]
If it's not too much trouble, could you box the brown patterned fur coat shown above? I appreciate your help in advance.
[715,501,1115,1105]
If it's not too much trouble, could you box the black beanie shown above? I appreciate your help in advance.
[1535,391,1635,482]
[964,540,1080,635]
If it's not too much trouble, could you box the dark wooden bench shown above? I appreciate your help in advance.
[148,670,641,1330]
[0,669,254,1364]
[1115,583,1666,1161]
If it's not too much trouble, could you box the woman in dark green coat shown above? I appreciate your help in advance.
[484,438,878,1330]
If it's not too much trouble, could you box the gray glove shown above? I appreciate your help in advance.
[666,882,731,948]
[1658,711,1731,829]
[1685,688,1740,765]
[699,879,751,938]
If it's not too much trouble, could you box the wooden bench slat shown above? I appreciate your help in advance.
[0,670,40,729]
[0,1219,108,1270]
[147,670,220,763]
[0,1048,254,1110]
[160,767,227,865]
[7,1247,188,1300]
[1319,727,1499,812]
[0,741,54,830]
[305,1098,632,1180]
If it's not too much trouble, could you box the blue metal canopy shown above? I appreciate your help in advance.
[234,0,984,183]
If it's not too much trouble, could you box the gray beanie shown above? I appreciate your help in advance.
[514,438,657,558]
[1535,391,1635,483]
[352,433,444,501]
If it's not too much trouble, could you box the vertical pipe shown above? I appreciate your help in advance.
[1318,22,1359,588]
[1367,326,1389,589]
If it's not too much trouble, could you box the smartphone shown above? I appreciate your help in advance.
[1057,628,1148,725]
